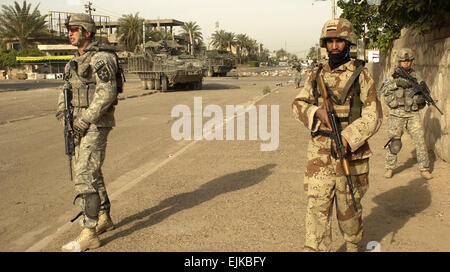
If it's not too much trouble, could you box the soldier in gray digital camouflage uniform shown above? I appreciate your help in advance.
[56,13,123,251]
[292,60,303,89]
[381,48,432,180]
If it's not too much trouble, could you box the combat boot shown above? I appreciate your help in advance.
[61,227,100,252]
[420,170,433,180]
[384,170,393,179]
[96,210,114,234]
[345,242,359,252]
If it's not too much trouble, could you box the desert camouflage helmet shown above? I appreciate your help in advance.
[320,18,357,47]
[396,48,414,61]
[65,13,96,34]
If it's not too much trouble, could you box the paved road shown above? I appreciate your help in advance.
[0,80,64,92]
[0,75,448,252]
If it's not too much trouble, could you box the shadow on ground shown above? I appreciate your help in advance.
[102,164,276,247]
[336,178,431,252]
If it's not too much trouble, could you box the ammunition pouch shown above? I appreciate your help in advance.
[71,82,96,107]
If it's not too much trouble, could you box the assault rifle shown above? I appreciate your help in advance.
[392,67,443,115]
[63,83,75,181]
[316,67,358,212]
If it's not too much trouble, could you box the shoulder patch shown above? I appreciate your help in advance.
[94,60,106,73]
[97,67,111,82]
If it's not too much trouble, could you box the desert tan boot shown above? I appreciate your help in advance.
[345,242,359,252]
[420,170,433,180]
[96,211,114,234]
[61,228,100,252]
[384,170,393,178]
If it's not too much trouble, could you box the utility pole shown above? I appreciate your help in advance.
[85,2,95,16]
[313,0,336,19]
[332,0,336,19]
[143,20,146,50]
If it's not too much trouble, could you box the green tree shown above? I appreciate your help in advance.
[210,30,235,52]
[235,34,251,63]
[338,0,401,52]
[146,28,172,42]
[179,21,203,55]
[118,13,143,52]
[382,0,450,33]
[338,0,450,51]
[275,48,287,60]
[258,48,270,63]
[0,47,43,68]
[210,30,228,50]
[223,31,235,53]
[0,1,48,49]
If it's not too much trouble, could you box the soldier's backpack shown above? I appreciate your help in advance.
[86,45,126,94]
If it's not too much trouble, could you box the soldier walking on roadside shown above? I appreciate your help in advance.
[292,18,383,252]
[292,60,303,88]
[56,13,123,252]
[381,48,433,180]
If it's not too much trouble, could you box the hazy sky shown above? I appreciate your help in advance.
[1,0,343,57]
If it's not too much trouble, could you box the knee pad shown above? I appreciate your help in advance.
[74,192,101,220]
[389,138,402,155]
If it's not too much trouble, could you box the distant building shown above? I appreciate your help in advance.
[37,44,77,56]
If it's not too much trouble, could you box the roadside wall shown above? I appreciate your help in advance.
[377,26,450,162]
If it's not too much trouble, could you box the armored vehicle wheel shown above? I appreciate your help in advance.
[154,78,161,90]
[194,81,202,90]
[161,76,168,92]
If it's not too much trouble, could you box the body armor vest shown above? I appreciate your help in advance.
[67,51,97,108]
[311,60,364,137]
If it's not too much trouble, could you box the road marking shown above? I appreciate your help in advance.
[25,86,281,252]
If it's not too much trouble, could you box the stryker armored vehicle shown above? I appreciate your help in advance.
[203,50,236,77]
[127,40,205,91]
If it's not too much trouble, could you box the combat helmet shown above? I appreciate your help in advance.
[65,13,96,34]
[396,48,414,62]
[320,18,357,48]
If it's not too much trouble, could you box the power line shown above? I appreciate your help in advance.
[92,5,123,18]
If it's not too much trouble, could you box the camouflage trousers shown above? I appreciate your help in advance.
[385,113,429,171]
[294,73,302,88]
[74,125,112,229]
[303,138,369,252]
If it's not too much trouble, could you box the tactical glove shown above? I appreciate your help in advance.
[73,118,90,139]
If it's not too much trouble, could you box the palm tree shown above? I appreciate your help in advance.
[276,48,288,61]
[210,30,228,50]
[0,1,47,49]
[211,30,235,53]
[146,28,172,42]
[223,31,235,53]
[235,33,250,63]
[179,21,203,55]
[118,13,143,52]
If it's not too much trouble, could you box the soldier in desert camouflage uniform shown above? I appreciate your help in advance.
[292,18,383,252]
[381,48,432,180]
[56,13,122,252]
